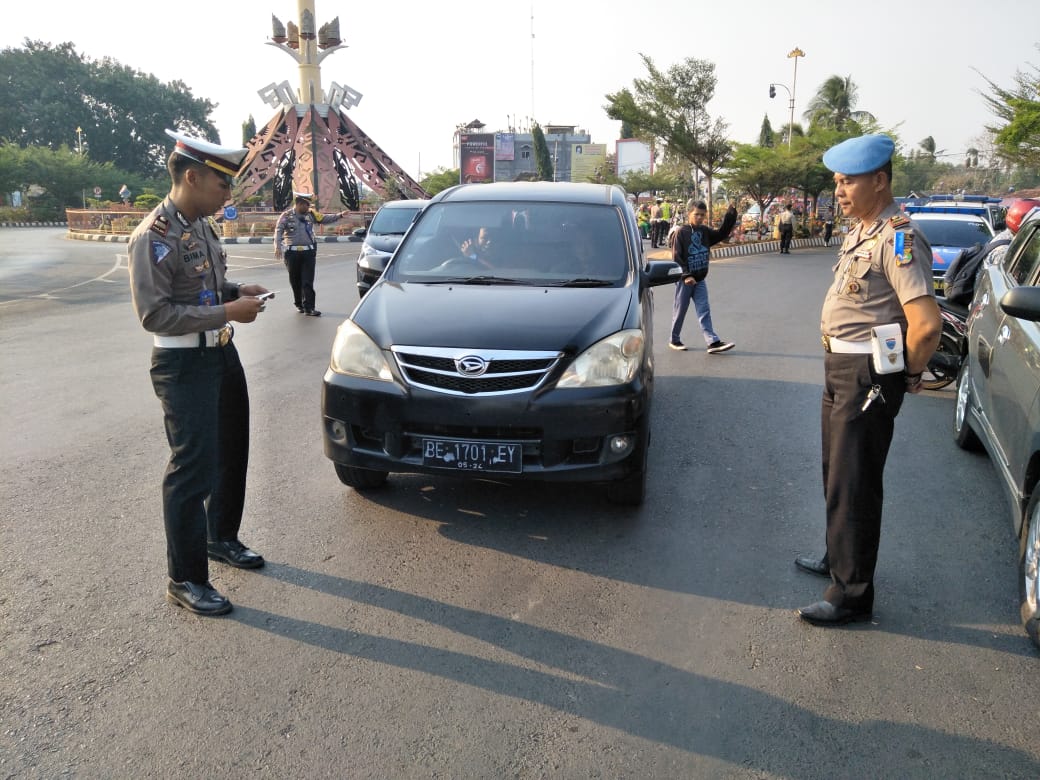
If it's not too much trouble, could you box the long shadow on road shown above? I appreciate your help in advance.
[237,565,1040,776]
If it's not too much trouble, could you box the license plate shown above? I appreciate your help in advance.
[422,438,522,473]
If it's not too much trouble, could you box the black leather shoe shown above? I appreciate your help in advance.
[207,539,265,569]
[794,554,830,577]
[166,580,232,616]
[797,600,871,626]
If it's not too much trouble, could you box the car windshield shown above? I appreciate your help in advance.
[369,206,422,235]
[388,201,631,286]
[911,218,992,248]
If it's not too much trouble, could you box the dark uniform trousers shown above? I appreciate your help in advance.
[285,247,318,311]
[779,223,793,252]
[821,353,906,611]
[150,341,249,583]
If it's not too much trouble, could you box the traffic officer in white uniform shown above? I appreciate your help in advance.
[129,130,270,616]
[795,134,941,626]
[274,192,346,316]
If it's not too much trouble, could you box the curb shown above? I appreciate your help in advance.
[65,232,363,245]
[646,236,832,261]
[1,221,69,228]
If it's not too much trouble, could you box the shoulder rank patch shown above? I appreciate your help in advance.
[151,241,172,264]
[889,214,911,229]
[149,214,170,237]
[894,231,914,266]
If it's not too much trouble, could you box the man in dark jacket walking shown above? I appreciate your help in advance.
[668,201,738,353]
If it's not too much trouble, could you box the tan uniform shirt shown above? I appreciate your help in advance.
[128,197,238,335]
[821,202,934,342]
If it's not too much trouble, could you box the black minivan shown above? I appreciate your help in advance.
[323,182,681,504]
[354,199,428,297]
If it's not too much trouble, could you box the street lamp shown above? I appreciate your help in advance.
[76,126,83,155]
[767,48,805,150]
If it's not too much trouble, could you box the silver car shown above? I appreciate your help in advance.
[954,208,1040,648]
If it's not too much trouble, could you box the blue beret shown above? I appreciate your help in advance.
[822,134,895,175]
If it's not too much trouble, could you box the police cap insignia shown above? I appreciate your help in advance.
[823,134,896,175]
[151,241,172,264]
[150,215,170,237]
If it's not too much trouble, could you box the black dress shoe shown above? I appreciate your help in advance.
[794,554,830,577]
[207,539,265,569]
[166,580,232,616]
[798,600,871,626]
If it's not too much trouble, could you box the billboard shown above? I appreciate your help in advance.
[495,133,515,161]
[615,138,653,176]
[460,133,495,184]
[570,143,606,183]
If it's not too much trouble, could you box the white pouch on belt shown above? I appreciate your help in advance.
[870,323,905,374]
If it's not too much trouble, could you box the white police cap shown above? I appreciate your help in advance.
[292,191,314,202]
[165,129,247,179]
[822,134,895,176]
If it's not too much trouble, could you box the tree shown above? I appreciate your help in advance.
[531,124,553,181]
[723,144,798,230]
[0,40,218,177]
[420,167,461,197]
[758,115,775,148]
[978,52,1040,170]
[605,55,732,217]
[242,115,257,146]
[803,75,876,131]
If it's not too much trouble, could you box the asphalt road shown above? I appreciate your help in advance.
[1,227,1038,778]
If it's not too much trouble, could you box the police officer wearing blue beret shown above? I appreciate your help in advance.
[795,134,941,626]
[129,130,271,617]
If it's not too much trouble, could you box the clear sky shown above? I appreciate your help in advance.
[5,0,1038,178]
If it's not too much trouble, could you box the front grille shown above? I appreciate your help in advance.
[392,346,562,396]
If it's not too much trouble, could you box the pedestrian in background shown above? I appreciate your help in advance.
[668,200,738,354]
[128,130,270,617]
[823,205,835,246]
[274,192,347,317]
[795,134,941,626]
[778,202,795,253]
[649,198,664,248]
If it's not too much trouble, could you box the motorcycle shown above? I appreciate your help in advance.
[922,297,969,390]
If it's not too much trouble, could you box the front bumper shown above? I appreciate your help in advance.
[321,370,650,483]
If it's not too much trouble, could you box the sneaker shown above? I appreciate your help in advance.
[668,341,687,351]
[706,340,735,354]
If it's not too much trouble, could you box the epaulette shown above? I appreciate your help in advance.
[149,214,170,237]
[889,214,911,229]
[205,216,221,238]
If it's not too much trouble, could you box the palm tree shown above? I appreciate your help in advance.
[803,75,876,131]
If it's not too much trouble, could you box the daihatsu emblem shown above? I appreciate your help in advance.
[456,355,488,376]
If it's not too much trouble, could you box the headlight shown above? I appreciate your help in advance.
[329,320,395,381]
[557,329,644,388]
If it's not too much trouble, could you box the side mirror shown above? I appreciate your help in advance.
[643,260,684,288]
[999,286,1040,322]
[352,226,367,238]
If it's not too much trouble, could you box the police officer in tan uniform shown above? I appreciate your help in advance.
[129,130,271,617]
[795,134,941,626]
[274,192,347,316]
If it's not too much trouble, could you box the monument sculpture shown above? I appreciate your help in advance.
[235,0,426,212]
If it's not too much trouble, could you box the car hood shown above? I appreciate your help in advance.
[363,234,405,255]
[353,282,638,352]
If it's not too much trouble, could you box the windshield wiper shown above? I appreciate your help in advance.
[420,276,526,285]
[548,278,614,287]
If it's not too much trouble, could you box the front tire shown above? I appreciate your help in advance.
[1020,491,1040,649]
[334,463,388,490]
[953,364,982,451]
[922,331,961,390]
